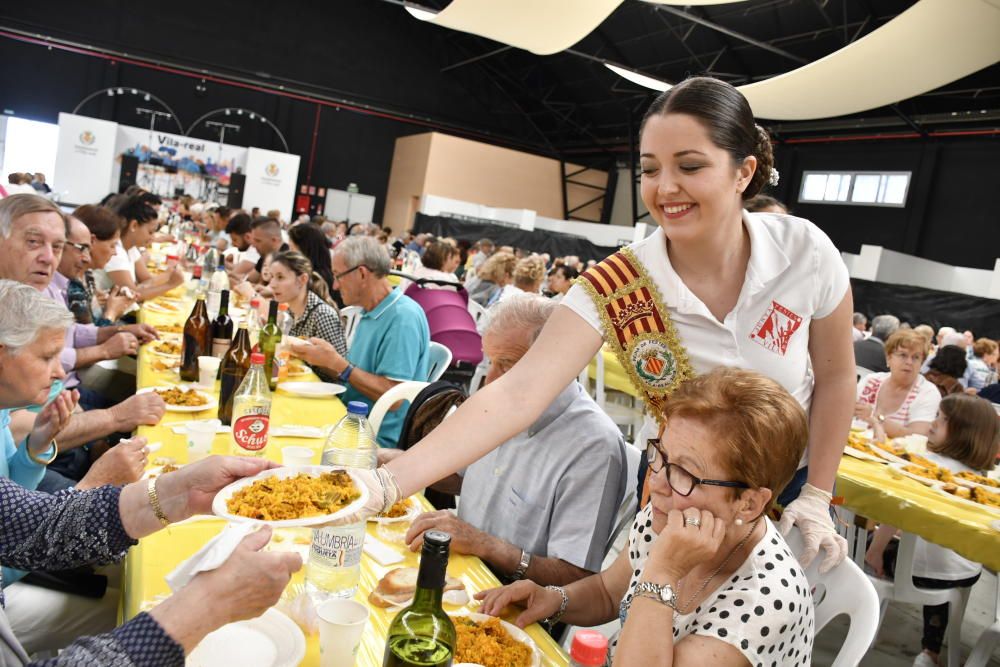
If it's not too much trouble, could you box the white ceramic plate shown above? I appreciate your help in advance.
[933,486,1000,516]
[950,474,1000,492]
[212,465,369,527]
[148,343,183,358]
[187,608,304,667]
[145,301,183,314]
[450,612,541,667]
[277,381,345,398]
[138,386,217,413]
[887,462,944,488]
[843,446,887,464]
[369,497,420,523]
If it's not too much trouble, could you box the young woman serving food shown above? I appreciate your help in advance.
[314,76,856,572]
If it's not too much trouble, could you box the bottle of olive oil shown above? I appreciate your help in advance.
[383,531,456,667]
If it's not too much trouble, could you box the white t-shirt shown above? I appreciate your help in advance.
[103,241,142,281]
[562,212,850,415]
[241,246,261,266]
[612,505,814,665]
[855,373,940,425]
[912,452,982,580]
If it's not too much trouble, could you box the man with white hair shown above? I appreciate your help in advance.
[854,314,899,373]
[852,312,867,342]
[401,295,627,586]
[291,236,430,447]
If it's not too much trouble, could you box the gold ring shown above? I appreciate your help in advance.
[684,517,701,527]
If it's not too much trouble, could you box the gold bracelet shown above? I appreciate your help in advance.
[27,439,58,466]
[146,477,170,527]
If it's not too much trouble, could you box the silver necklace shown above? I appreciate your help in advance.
[626,518,762,616]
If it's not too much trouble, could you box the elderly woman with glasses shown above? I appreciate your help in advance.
[477,368,815,666]
[855,329,941,439]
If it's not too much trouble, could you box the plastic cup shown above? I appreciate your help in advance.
[197,356,221,387]
[317,599,368,667]
[281,446,315,466]
[186,419,219,462]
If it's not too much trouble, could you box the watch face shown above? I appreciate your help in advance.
[659,585,674,602]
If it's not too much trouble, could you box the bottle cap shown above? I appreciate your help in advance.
[250,352,265,364]
[278,303,289,311]
[193,266,203,278]
[570,630,608,666]
[166,254,179,261]
[346,401,369,416]
[250,298,260,307]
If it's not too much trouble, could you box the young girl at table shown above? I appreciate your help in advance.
[267,250,347,382]
[865,393,999,667]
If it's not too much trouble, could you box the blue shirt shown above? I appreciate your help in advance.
[345,287,430,447]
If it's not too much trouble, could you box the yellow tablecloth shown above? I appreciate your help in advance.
[586,346,639,398]
[835,455,1000,571]
[125,298,569,666]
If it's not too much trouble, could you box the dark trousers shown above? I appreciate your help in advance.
[882,538,980,653]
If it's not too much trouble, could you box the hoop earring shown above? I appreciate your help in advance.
[734,518,744,527]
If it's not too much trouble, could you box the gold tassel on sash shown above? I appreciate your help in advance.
[576,247,694,424]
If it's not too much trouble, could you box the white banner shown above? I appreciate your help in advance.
[243,147,300,222]
[53,113,119,205]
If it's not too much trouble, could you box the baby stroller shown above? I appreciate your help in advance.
[397,274,484,388]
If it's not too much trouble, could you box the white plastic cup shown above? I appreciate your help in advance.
[281,445,315,466]
[317,598,368,667]
[197,356,221,387]
[186,419,219,461]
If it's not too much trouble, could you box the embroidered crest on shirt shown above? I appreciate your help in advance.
[749,300,802,356]
[576,248,693,423]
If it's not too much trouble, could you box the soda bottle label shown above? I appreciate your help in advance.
[233,411,269,452]
[310,528,363,569]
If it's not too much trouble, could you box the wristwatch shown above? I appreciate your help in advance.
[338,363,355,383]
[632,581,678,610]
[877,413,886,424]
[511,549,532,580]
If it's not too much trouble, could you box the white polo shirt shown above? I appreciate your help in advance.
[562,211,850,415]
[103,240,142,281]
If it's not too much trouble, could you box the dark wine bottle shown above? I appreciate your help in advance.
[259,300,282,391]
[210,289,234,358]
[383,531,456,667]
[218,321,252,425]
[180,293,210,382]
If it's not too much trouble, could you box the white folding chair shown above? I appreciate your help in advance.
[603,442,642,557]
[340,305,363,349]
[427,342,453,382]
[835,507,870,568]
[785,526,880,667]
[856,365,876,382]
[369,380,430,435]
[595,351,645,439]
[467,299,487,328]
[867,531,972,667]
[966,571,1000,667]
[469,358,489,395]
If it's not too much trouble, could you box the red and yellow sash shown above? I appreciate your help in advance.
[577,247,693,423]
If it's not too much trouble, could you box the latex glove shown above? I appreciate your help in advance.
[777,483,847,574]
[325,466,401,526]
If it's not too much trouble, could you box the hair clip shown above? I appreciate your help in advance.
[768,168,780,187]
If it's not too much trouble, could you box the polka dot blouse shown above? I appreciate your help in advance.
[611,505,814,667]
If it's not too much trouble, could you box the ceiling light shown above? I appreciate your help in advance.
[106,89,114,97]
[225,109,231,115]
[405,5,437,21]
[131,89,138,94]
[249,113,255,119]
[117,88,124,95]
[237,109,243,115]
[604,63,671,92]
[144,94,151,101]
[260,116,266,122]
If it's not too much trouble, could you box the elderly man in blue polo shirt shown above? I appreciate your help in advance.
[290,236,429,447]
[399,294,626,586]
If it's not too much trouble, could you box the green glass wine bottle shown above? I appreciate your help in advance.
[259,300,281,391]
[382,531,456,667]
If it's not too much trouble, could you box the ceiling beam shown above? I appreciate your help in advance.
[647,4,809,65]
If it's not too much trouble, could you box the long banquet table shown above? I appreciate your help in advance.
[122,296,569,666]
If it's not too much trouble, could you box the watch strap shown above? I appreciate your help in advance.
[511,549,532,580]
[632,581,678,610]
[338,363,355,383]
[543,585,569,627]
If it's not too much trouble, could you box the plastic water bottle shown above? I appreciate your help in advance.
[305,401,378,601]
[569,630,608,667]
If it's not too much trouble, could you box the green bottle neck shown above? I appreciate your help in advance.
[410,584,444,612]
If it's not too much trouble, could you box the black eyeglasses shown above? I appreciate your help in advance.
[67,241,91,255]
[646,439,750,496]
[333,265,366,282]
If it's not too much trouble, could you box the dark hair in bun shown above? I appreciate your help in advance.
[640,76,775,200]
